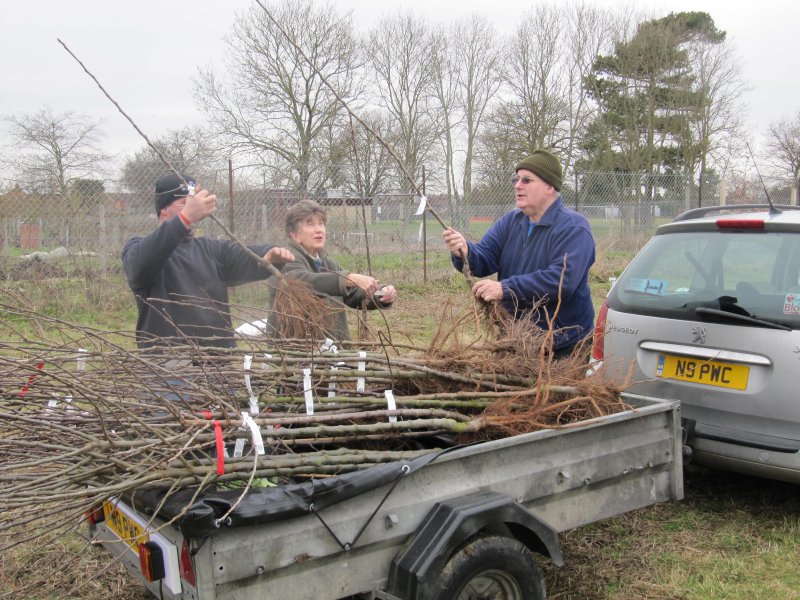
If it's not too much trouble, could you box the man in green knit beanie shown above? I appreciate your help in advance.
[443,149,596,358]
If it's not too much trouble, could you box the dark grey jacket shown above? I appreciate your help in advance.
[123,216,278,349]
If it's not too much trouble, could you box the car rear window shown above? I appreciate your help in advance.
[608,229,800,328]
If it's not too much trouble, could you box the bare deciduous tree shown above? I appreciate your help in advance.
[685,30,748,207]
[196,0,361,193]
[429,25,462,202]
[120,126,220,203]
[502,5,568,155]
[2,107,110,196]
[476,3,588,192]
[562,3,615,185]
[475,103,529,188]
[455,15,503,202]
[766,111,800,202]
[342,111,396,198]
[368,12,441,192]
[430,15,503,227]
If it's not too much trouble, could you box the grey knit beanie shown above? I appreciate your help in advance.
[515,150,562,191]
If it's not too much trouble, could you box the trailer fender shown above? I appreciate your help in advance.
[384,489,562,600]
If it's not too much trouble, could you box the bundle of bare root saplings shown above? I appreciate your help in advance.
[0,297,626,595]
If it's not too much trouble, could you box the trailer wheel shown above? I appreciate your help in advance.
[431,535,546,600]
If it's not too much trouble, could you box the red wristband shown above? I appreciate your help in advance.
[178,211,192,228]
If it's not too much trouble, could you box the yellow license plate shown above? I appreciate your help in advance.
[103,501,149,551]
[655,354,749,390]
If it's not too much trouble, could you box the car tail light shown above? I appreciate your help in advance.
[592,301,609,361]
[139,541,166,582]
[85,504,105,525]
[180,539,197,587]
[716,218,764,229]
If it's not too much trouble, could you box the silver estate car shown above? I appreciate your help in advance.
[592,204,800,483]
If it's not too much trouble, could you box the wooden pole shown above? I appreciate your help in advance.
[228,159,235,235]
[422,165,427,284]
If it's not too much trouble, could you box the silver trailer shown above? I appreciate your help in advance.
[90,393,682,600]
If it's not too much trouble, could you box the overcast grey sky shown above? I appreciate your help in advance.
[2,0,797,158]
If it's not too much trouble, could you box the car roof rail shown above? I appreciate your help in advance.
[673,204,800,222]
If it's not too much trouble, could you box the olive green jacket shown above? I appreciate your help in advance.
[266,240,391,342]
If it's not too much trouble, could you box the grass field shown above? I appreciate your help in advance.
[1,247,797,600]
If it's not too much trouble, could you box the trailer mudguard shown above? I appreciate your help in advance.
[385,489,563,600]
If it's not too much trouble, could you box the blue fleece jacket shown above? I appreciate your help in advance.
[451,198,595,349]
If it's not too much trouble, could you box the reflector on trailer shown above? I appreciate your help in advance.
[180,540,196,587]
[85,505,105,525]
[138,541,166,582]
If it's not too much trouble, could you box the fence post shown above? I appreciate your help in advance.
[685,178,693,211]
[422,165,427,284]
[99,203,107,273]
[228,159,235,236]
[574,169,579,211]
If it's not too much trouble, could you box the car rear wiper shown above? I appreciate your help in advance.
[683,295,751,316]
[695,307,792,331]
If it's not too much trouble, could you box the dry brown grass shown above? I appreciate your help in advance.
[1,526,150,599]
[541,466,800,599]
[1,281,632,599]
[2,269,798,600]
[3,468,796,600]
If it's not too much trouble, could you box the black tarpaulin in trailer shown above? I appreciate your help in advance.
[126,450,444,538]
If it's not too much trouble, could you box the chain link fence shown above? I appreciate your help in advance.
[1,162,795,278]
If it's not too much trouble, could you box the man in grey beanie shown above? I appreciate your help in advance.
[122,172,295,349]
[443,149,595,358]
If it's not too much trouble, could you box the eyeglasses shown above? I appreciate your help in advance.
[511,175,536,185]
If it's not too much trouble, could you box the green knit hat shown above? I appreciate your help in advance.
[515,150,562,191]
